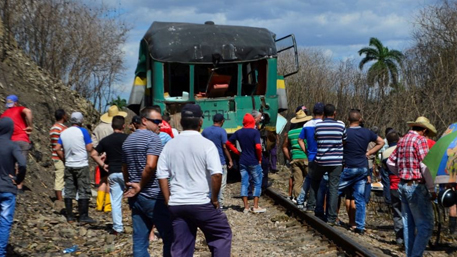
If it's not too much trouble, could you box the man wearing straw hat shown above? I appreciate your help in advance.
[92,105,127,212]
[387,116,436,257]
[282,109,312,202]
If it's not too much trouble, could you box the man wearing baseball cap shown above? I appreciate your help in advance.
[158,104,232,256]
[55,112,96,224]
[202,113,233,208]
[1,95,33,193]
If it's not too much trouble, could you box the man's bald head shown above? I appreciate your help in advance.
[348,110,362,123]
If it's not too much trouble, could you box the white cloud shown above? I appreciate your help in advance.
[339,13,361,25]
[84,0,436,100]
[323,49,334,58]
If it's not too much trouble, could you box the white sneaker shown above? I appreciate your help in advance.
[251,207,266,213]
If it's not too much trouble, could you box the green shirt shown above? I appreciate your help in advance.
[288,127,307,160]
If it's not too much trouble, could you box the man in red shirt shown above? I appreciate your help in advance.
[387,116,436,257]
[0,95,33,193]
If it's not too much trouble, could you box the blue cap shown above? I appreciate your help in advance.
[5,95,18,108]
[213,113,225,122]
[181,104,203,118]
[313,102,324,114]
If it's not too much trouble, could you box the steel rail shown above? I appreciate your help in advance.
[265,188,377,257]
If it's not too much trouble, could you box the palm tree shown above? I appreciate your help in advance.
[107,96,127,110]
[358,37,404,96]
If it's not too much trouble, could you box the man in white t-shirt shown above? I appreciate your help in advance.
[157,104,232,257]
[55,112,96,224]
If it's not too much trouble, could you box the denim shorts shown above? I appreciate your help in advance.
[240,164,263,197]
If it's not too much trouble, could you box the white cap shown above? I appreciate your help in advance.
[70,112,83,124]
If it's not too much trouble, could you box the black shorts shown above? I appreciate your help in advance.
[99,166,108,178]
[344,188,355,200]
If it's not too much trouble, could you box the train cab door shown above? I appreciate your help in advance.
[275,34,299,78]
[275,34,299,112]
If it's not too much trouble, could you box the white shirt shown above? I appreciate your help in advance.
[58,126,92,168]
[156,130,222,205]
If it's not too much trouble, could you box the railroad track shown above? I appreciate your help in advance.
[263,187,376,257]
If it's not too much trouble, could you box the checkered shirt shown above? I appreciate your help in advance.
[388,130,429,180]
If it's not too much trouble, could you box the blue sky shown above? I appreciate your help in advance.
[96,0,435,100]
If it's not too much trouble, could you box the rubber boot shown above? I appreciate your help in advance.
[104,192,112,212]
[450,217,457,235]
[64,198,75,223]
[96,191,105,211]
[78,199,97,224]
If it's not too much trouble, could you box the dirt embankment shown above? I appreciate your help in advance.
[0,19,99,195]
[0,19,148,256]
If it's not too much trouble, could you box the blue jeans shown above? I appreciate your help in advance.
[0,193,16,256]
[128,195,173,257]
[240,164,263,197]
[297,175,311,205]
[364,168,372,203]
[298,173,328,217]
[315,174,328,217]
[399,182,434,257]
[108,173,125,233]
[338,167,367,230]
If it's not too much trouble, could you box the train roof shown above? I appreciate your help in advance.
[142,21,277,64]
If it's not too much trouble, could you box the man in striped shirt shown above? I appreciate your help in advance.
[49,109,68,201]
[122,107,173,257]
[308,104,346,225]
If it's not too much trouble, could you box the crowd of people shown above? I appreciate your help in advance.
[0,93,453,257]
[283,102,445,257]
[0,95,235,256]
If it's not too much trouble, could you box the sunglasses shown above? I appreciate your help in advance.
[145,117,162,125]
